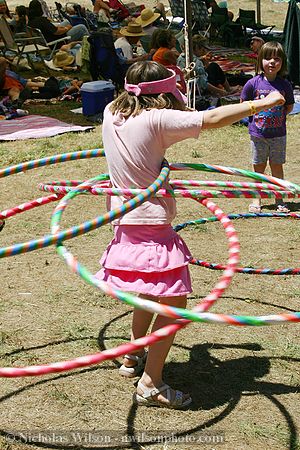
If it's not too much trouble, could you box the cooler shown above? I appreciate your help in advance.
[80,80,115,116]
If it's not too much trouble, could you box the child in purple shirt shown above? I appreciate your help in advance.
[241,42,294,213]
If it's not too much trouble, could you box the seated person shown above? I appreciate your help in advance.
[205,0,234,21]
[247,36,265,59]
[152,29,180,66]
[28,0,89,44]
[93,0,167,22]
[0,0,11,19]
[177,34,240,97]
[9,5,28,34]
[135,8,162,36]
[152,29,186,93]
[0,56,44,104]
[52,41,82,72]
[92,0,116,21]
[114,22,149,65]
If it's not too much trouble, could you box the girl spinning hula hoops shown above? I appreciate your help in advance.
[96,61,285,409]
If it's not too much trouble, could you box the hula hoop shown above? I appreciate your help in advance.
[0,189,239,377]
[1,156,300,378]
[0,173,108,258]
[175,212,300,275]
[35,182,300,276]
[38,183,299,201]
[0,194,62,220]
[169,162,300,193]
[0,148,104,178]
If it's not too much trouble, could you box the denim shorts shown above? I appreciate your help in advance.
[250,136,286,165]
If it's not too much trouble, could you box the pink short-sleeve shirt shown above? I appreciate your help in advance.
[102,106,204,224]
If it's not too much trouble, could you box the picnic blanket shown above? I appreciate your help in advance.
[0,115,94,141]
[205,45,256,74]
[212,57,255,74]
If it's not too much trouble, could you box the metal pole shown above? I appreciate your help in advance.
[183,0,194,108]
[257,0,261,24]
[183,0,193,67]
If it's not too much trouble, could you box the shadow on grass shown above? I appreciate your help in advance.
[0,312,299,449]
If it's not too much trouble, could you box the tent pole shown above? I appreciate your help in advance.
[183,0,193,67]
[257,0,261,24]
[184,0,194,108]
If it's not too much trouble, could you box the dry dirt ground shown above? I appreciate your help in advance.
[0,114,300,450]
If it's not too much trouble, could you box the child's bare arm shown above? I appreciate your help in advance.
[202,91,285,129]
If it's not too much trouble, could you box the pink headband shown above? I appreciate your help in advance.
[124,69,187,103]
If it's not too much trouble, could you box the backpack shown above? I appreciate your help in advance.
[88,30,127,89]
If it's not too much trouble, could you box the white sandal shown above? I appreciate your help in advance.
[119,352,147,378]
[133,381,192,409]
[276,203,290,213]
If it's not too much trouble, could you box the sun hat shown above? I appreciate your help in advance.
[53,50,75,68]
[192,34,210,49]
[251,36,265,44]
[135,8,160,27]
[119,22,146,37]
[124,68,187,103]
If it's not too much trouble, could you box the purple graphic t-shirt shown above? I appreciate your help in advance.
[240,74,294,139]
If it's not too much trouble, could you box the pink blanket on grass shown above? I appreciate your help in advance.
[0,115,94,141]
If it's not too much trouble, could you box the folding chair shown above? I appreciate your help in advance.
[238,9,275,38]
[88,30,126,91]
[26,26,71,60]
[168,0,209,33]
[167,0,185,30]
[210,6,228,40]
[56,2,97,32]
[0,16,51,72]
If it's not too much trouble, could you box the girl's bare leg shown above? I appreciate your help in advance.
[122,294,155,368]
[138,295,191,404]
[270,162,288,209]
[251,162,267,209]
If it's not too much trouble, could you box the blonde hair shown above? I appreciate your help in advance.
[256,41,287,78]
[110,61,186,118]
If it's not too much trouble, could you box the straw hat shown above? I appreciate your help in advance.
[53,50,75,68]
[251,36,265,44]
[119,22,146,37]
[135,8,160,27]
[192,34,209,48]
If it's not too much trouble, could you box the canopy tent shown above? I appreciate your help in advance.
[283,0,300,85]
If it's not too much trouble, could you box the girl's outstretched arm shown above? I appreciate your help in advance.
[202,91,285,129]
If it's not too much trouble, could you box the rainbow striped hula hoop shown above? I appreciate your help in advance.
[175,212,300,275]
[38,183,299,201]
[169,162,300,193]
[0,186,239,377]
[1,154,300,377]
[0,194,62,220]
[0,173,108,258]
[0,148,104,178]
[0,149,105,256]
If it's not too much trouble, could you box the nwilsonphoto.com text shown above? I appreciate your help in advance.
[5,430,225,446]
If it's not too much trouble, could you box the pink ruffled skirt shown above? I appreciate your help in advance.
[96,224,192,297]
